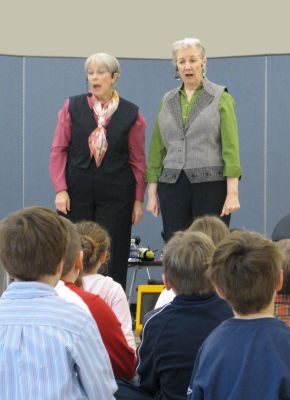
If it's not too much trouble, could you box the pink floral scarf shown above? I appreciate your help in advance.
[88,90,119,167]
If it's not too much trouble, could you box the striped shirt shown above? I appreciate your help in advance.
[0,281,117,400]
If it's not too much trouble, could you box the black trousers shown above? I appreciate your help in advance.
[60,162,135,290]
[157,171,230,242]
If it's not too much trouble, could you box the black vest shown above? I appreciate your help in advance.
[67,94,138,174]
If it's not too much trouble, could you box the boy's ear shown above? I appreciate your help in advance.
[162,273,173,290]
[75,251,84,272]
[276,269,283,293]
[214,286,226,300]
[56,259,64,276]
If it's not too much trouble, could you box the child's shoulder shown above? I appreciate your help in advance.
[53,294,94,323]
[84,274,125,298]
[99,275,123,291]
[144,302,175,330]
[202,317,290,351]
[28,294,97,339]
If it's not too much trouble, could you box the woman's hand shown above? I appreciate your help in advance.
[132,200,144,224]
[220,193,240,216]
[55,190,70,215]
[220,177,240,216]
[146,183,160,217]
[146,193,160,217]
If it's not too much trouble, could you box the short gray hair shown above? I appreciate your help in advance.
[163,230,215,295]
[172,38,206,65]
[84,52,121,76]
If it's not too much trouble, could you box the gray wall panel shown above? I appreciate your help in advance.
[24,57,86,207]
[0,56,23,219]
[1,54,289,299]
[207,56,266,233]
[117,58,177,255]
[267,55,290,237]
[116,59,180,293]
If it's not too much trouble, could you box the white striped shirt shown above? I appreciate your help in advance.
[0,281,117,399]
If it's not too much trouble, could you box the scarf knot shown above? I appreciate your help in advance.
[88,90,119,167]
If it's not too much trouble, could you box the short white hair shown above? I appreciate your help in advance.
[84,53,121,77]
[172,38,206,65]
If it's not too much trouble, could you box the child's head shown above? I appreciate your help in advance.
[76,221,110,273]
[0,206,68,281]
[276,239,290,295]
[208,230,283,315]
[162,230,215,295]
[188,215,230,246]
[60,217,82,276]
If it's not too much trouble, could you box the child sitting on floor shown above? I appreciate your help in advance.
[116,230,233,400]
[188,230,290,400]
[155,215,230,309]
[59,217,136,381]
[0,206,116,399]
[76,220,136,349]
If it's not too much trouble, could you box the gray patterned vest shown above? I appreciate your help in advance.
[158,78,226,184]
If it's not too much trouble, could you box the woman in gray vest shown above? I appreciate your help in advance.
[146,38,242,241]
[50,53,146,289]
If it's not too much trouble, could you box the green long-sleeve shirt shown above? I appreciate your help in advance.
[146,84,242,182]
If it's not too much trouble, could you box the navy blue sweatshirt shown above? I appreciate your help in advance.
[188,317,290,400]
[136,293,233,400]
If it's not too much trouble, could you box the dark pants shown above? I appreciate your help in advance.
[115,379,154,400]
[60,162,135,290]
[157,172,230,242]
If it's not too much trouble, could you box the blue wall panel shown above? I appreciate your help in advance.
[0,53,290,299]
[208,56,266,233]
[117,59,179,289]
[24,57,86,207]
[117,58,177,255]
[267,55,290,237]
[0,56,23,219]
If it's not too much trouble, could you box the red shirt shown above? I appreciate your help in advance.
[64,281,136,380]
[50,96,147,201]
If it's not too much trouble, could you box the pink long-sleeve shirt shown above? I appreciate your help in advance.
[50,95,147,201]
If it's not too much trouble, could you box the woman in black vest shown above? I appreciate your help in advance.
[146,38,242,242]
[50,53,146,289]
